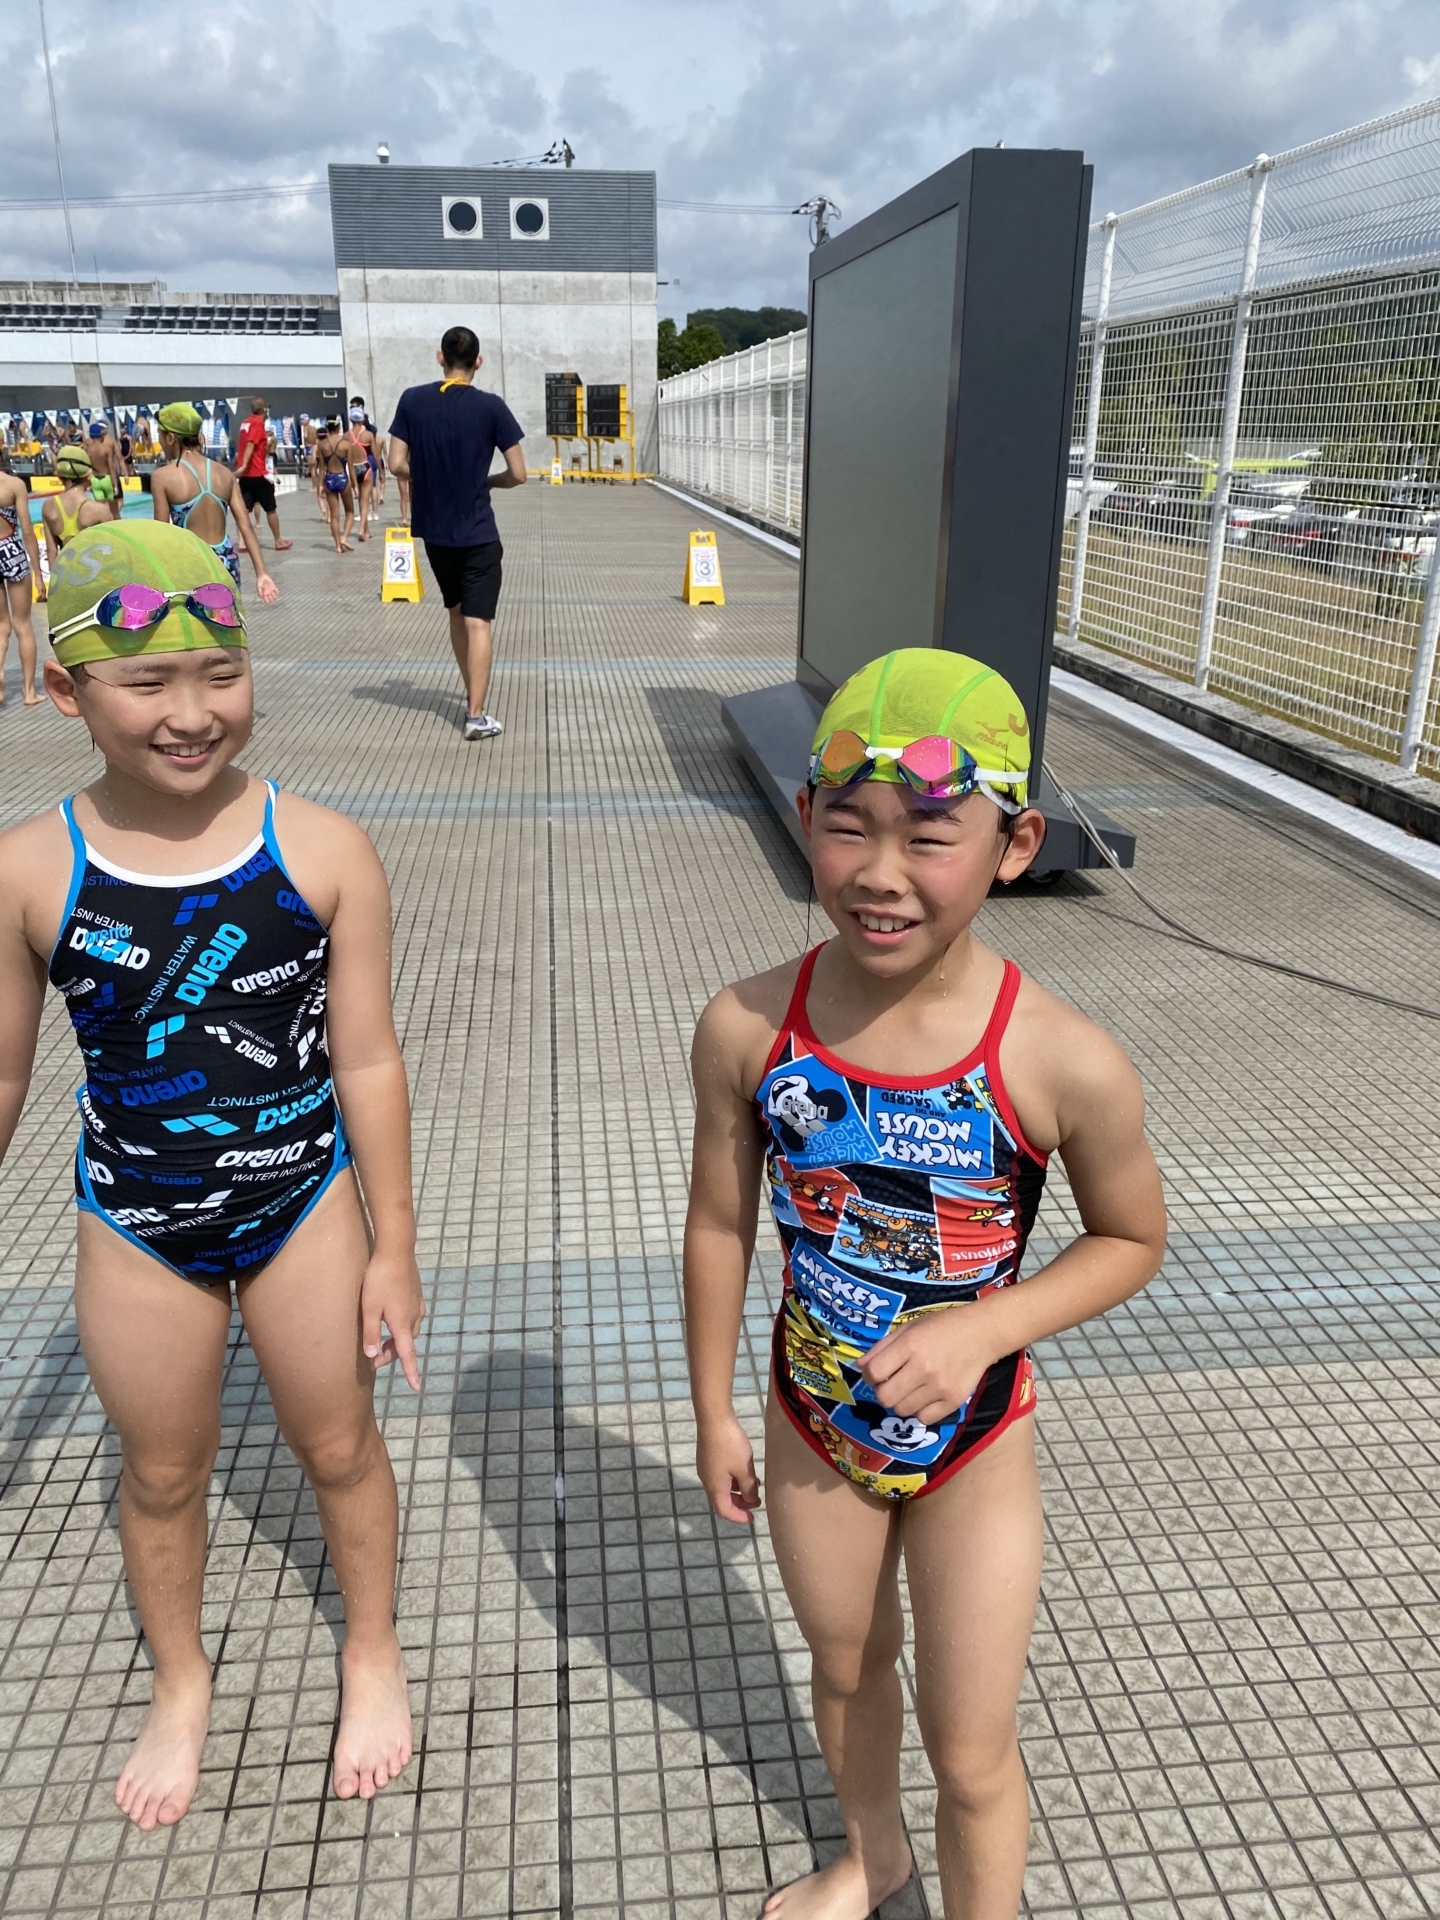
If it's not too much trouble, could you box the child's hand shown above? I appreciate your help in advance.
[257,572,280,604]
[861,1305,996,1427]
[696,1414,762,1524]
[361,1248,425,1390]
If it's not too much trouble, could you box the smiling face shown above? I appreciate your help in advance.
[44,648,253,795]
[798,779,1046,976]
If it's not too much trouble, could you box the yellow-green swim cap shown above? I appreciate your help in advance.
[812,648,1031,810]
[47,520,247,670]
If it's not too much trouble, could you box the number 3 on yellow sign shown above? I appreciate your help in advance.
[682,530,725,606]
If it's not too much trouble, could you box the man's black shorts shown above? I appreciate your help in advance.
[239,474,277,515]
[424,540,504,621]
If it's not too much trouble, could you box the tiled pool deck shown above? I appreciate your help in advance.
[1,481,1438,1918]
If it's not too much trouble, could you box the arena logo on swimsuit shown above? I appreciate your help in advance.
[67,926,150,970]
[174,924,248,1006]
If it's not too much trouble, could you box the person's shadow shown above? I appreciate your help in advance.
[350,677,461,727]
[448,1346,931,1918]
[0,1319,347,1639]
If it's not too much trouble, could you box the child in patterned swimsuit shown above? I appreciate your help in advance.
[685,650,1166,1920]
[0,521,420,1835]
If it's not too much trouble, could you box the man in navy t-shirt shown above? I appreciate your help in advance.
[388,326,525,741]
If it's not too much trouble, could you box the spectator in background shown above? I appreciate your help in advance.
[87,420,124,519]
[388,327,525,742]
[233,397,293,553]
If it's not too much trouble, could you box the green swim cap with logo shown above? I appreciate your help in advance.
[158,401,202,438]
[812,648,1032,811]
[47,520,247,670]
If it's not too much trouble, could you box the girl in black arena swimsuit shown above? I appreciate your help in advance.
[0,519,423,1834]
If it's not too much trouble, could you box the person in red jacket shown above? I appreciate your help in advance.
[233,398,293,552]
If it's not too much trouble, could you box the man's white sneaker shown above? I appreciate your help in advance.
[462,712,503,741]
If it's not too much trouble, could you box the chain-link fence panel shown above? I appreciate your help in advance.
[657,331,806,532]
[659,101,1440,776]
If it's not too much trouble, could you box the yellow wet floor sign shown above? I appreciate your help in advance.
[550,459,564,485]
[382,525,423,602]
[682,530,724,605]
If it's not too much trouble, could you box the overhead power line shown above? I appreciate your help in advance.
[658,199,796,214]
[0,181,831,222]
[0,181,328,212]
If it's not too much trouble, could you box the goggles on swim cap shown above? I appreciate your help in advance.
[810,731,1026,813]
[50,581,246,652]
[56,450,93,478]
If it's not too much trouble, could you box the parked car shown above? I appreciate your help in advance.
[1224,474,1311,547]
[1092,474,1206,541]
[1064,447,1119,521]
[1262,486,1438,586]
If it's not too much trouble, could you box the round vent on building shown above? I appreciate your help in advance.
[442,196,482,239]
[510,197,550,240]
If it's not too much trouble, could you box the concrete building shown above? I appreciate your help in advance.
[328,165,658,461]
[0,282,344,417]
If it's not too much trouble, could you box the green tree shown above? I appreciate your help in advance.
[657,319,729,377]
[686,305,808,352]
[657,317,684,378]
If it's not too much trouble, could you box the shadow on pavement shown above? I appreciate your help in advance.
[351,677,463,727]
[446,1346,932,1918]
[645,683,813,904]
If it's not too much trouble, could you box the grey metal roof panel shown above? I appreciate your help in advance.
[328,165,657,272]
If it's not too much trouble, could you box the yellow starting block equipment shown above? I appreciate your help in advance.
[682,530,724,606]
[381,525,424,603]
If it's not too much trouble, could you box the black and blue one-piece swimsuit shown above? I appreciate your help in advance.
[48,781,351,1282]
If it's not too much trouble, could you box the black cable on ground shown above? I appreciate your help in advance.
[1043,759,1440,1023]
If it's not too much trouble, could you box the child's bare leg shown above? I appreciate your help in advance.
[3,580,40,702]
[236,1171,411,1800]
[763,1397,914,1919]
[73,1219,233,1831]
[904,1417,1043,1919]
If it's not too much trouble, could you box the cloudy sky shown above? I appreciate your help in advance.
[5,0,1440,318]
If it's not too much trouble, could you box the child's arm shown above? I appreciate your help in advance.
[20,497,45,597]
[225,488,279,603]
[684,990,771,1524]
[0,838,49,1165]
[312,815,424,1387]
[863,1009,1166,1426]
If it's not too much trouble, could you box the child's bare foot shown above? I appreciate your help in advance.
[762,1844,913,1919]
[23,691,42,705]
[333,1636,412,1799]
[274,539,293,551]
[339,539,354,553]
[114,1661,211,1831]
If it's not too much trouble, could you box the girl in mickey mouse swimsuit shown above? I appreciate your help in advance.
[685,650,1166,1920]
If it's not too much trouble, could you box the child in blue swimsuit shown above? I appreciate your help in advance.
[0,521,421,1835]
[686,650,1166,1920]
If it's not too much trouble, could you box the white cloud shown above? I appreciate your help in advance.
[3,0,1438,318]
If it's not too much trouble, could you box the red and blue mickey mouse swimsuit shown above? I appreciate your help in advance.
[758,945,1047,1501]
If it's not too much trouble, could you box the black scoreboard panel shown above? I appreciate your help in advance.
[797,149,1092,775]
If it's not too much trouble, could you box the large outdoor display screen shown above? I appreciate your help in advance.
[799,209,958,694]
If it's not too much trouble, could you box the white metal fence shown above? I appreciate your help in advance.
[659,97,1440,778]
[656,331,806,533]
